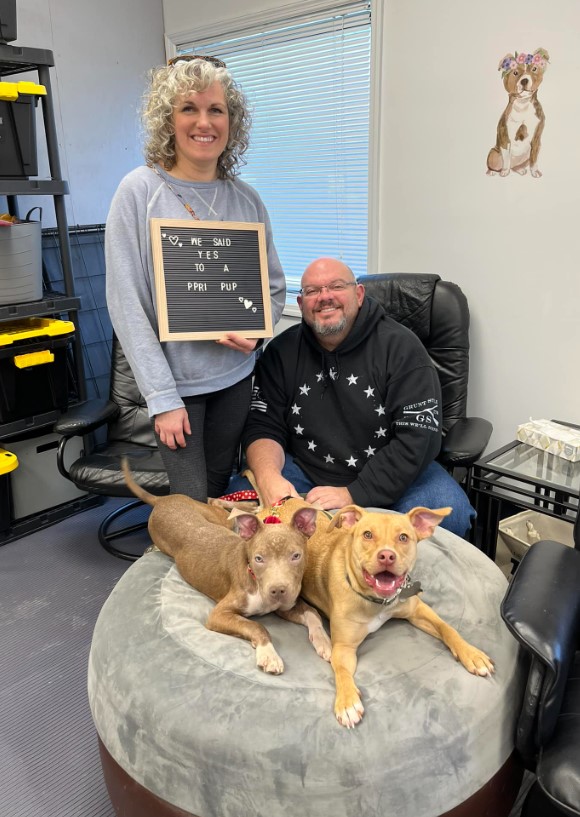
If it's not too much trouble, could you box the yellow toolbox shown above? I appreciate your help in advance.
[0,317,75,423]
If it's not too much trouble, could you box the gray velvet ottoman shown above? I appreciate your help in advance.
[88,519,525,817]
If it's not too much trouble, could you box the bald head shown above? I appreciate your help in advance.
[297,257,365,351]
[300,258,355,290]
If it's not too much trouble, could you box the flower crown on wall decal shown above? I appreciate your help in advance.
[498,48,550,77]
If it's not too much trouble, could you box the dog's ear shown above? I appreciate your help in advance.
[233,513,262,540]
[408,507,452,540]
[327,504,365,531]
[533,47,550,68]
[290,507,318,538]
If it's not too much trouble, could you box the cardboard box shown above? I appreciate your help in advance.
[498,510,575,561]
[516,419,580,463]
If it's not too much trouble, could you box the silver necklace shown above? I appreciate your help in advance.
[150,164,220,220]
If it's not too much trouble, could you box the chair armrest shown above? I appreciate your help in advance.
[501,540,580,750]
[502,540,580,664]
[439,417,493,467]
[54,399,120,437]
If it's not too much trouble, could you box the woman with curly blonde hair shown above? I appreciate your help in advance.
[142,57,251,179]
[106,56,286,501]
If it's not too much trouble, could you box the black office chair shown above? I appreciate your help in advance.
[357,273,492,484]
[54,336,168,560]
[501,515,580,817]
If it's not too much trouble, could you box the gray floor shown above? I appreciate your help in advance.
[0,498,532,817]
[0,498,148,817]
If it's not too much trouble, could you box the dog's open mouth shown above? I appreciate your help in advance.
[362,568,407,598]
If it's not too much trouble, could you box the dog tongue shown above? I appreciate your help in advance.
[368,570,405,597]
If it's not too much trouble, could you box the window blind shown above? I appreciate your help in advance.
[178,1,371,296]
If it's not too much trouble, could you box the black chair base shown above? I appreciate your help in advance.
[98,499,151,561]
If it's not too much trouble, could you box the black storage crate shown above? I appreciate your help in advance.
[0,83,44,178]
[0,317,74,422]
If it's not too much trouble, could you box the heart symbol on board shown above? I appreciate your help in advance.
[179,243,183,247]
[244,299,253,309]
[161,233,167,238]
[169,235,179,246]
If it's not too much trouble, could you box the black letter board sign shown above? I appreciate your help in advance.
[151,218,273,341]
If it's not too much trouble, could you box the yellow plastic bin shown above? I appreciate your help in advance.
[0,447,18,532]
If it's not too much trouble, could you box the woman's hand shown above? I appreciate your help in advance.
[154,408,191,450]
[216,333,259,354]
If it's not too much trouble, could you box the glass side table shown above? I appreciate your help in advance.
[470,440,580,560]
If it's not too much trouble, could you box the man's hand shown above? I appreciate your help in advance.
[306,485,353,510]
[216,333,259,354]
[256,474,301,509]
[154,408,191,450]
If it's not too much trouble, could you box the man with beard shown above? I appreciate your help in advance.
[230,258,475,537]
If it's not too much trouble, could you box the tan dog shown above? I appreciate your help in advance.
[254,497,495,727]
[122,462,331,674]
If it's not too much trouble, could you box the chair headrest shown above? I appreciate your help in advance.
[357,273,441,341]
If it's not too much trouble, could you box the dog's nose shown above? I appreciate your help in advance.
[521,77,529,86]
[377,549,396,565]
[269,585,287,599]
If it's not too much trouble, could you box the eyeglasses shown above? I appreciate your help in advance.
[167,54,227,69]
[299,280,357,298]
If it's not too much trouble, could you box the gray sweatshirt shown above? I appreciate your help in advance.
[105,165,286,417]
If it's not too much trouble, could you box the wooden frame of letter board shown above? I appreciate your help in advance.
[151,218,273,341]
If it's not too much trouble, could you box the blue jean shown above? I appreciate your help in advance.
[228,455,476,538]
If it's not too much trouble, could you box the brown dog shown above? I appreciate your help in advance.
[486,49,549,178]
[254,497,495,727]
[122,462,331,674]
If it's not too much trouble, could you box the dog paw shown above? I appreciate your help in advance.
[335,698,365,729]
[256,643,284,674]
[310,628,332,661]
[458,647,495,677]
[500,168,510,177]
[531,169,542,178]
[486,169,497,176]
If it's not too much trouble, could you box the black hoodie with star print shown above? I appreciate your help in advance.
[242,296,442,508]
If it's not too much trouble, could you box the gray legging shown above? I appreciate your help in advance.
[154,375,252,501]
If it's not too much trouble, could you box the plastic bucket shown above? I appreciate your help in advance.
[0,207,42,305]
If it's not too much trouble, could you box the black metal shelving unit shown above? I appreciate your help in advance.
[0,42,99,544]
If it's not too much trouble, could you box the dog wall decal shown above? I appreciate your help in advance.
[486,48,550,178]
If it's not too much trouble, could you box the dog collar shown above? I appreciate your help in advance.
[263,496,293,524]
[345,573,422,606]
[219,489,258,503]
